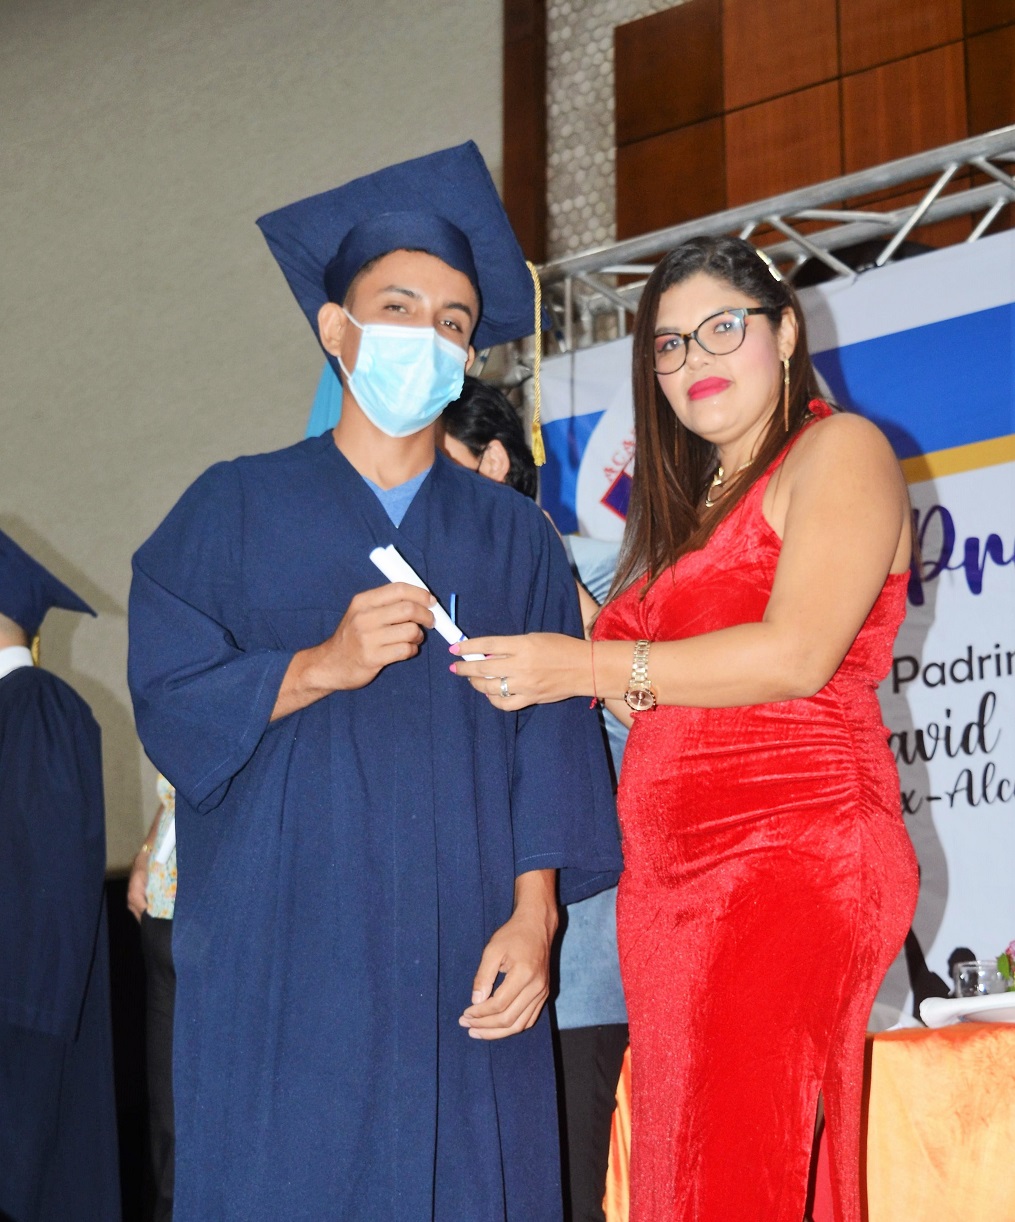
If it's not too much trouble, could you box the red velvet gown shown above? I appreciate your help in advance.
[594,415,919,1222]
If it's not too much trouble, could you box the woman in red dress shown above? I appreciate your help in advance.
[451,236,919,1222]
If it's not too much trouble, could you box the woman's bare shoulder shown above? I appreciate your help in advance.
[764,407,908,542]
[784,408,901,476]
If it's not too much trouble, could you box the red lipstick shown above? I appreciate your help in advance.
[688,377,731,400]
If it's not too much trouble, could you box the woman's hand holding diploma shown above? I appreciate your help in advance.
[449,633,595,710]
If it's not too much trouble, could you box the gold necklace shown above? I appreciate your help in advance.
[704,460,751,508]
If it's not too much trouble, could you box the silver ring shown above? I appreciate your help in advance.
[500,677,511,699]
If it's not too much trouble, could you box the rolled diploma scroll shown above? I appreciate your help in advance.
[369,545,485,661]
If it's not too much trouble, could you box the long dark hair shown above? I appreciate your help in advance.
[610,236,825,601]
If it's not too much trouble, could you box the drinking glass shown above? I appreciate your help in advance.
[952,959,1010,997]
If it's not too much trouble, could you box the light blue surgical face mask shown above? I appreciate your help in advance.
[338,313,468,438]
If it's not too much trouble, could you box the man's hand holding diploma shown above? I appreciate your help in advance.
[271,582,436,720]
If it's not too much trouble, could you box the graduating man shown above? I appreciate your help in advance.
[128,142,622,1222]
[0,530,120,1222]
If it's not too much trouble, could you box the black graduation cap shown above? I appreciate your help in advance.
[0,529,95,636]
[255,141,538,362]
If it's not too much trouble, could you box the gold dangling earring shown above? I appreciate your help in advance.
[782,357,791,431]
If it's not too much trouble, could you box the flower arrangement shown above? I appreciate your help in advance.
[998,941,1015,990]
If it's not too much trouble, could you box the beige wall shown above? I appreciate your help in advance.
[1,0,503,869]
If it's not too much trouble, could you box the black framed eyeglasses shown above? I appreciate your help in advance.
[653,306,782,375]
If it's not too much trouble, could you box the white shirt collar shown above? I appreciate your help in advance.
[0,646,34,681]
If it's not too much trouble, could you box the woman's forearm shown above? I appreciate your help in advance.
[459,619,850,711]
[588,622,840,708]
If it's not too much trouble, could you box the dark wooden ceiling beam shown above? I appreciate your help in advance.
[503,0,547,262]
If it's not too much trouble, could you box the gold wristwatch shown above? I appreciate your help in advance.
[624,639,657,712]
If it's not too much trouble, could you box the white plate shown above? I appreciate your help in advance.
[958,994,1015,1023]
[920,993,1015,1027]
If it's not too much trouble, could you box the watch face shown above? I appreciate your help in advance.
[624,687,656,712]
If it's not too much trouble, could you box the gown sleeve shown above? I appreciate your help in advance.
[0,672,105,1040]
[509,511,622,905]
[128,462,294,814]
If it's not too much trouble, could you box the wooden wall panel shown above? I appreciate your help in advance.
[725,82,842,206]
[722,0,838,109]
[614,0,722,146]
[502,0,546,261]
[964,0,1015,35]
[976,202,1014,235]
[839,0,963,73]
[966,24,1015,133]
[612,0,1006,248]
[616,118,726,238]
[842,43,967,173]
[908,214,975,245]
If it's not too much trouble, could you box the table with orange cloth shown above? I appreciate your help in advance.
[604,1023,1015,1222]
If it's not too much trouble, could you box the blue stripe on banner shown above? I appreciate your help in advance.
[540,411,605,534]
[813,302,1014,459]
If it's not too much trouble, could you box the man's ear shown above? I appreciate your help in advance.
[465,344,476,372]
[318,303,348,357]
[477,438,511,483]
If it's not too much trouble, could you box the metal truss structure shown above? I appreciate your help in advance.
[535,124,1015,355]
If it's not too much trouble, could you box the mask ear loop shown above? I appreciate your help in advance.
[525,261,546,467]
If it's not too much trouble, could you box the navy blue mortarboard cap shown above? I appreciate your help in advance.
[323,212,479,308]
[0,529,96,636]
[255,141,537,369]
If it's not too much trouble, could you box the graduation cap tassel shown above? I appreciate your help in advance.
[526,260,546,467]
[30,634,40,666]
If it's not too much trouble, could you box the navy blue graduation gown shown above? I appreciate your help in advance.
[128,437,622,1222]
[0,667,120,1222]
